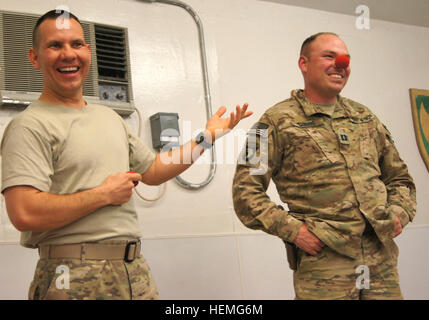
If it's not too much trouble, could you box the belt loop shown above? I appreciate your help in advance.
[124,241,137,263]
[81,244,86,263]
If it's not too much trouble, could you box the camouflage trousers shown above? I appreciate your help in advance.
[293,230,402,300]
[28,255,160,300]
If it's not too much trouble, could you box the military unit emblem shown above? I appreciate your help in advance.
[409,88,429,172]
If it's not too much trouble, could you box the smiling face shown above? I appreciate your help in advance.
[28,17,91,105]
[299,34,351,104]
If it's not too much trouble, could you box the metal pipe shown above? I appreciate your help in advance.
[138,0,216,189]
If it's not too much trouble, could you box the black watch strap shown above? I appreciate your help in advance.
[195,131,213,149]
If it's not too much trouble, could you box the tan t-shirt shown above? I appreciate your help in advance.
[1,100,156,248]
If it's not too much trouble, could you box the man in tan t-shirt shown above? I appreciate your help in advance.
[0,9,252,300]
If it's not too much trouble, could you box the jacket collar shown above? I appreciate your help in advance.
[291,89,359,119]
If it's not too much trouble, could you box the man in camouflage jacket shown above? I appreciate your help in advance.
[232,32,416,299]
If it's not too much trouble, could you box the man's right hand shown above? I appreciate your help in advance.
[99,172,142,205]
[3,171,142,232]
[294,224,325,256]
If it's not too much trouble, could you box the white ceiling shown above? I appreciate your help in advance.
[260,0,429,28]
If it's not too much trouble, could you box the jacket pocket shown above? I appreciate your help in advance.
[287,121,340,174]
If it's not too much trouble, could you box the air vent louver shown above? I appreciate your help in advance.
[95,25,128,81]
[2,13,43,92]
[0,10,135,116]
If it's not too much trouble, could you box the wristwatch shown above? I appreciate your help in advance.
[195,131,213,149]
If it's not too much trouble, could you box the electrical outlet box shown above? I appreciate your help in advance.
[149,112,180,150]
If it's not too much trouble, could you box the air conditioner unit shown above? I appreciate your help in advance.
[0,10,135,116]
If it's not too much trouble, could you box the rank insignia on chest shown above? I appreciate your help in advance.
[338,132,350,145]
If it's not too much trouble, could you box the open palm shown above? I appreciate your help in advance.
[205,103,252,140]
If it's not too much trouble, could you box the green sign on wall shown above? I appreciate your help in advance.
[410,88,429,172]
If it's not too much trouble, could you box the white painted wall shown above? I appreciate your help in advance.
[0,0,428,299]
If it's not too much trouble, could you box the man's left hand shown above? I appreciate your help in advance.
[394,215,403,238]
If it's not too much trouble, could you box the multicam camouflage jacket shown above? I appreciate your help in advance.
[233,89,416,259]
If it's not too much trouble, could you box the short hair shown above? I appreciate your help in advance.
[32,9,83,48]
[300,32,339,58]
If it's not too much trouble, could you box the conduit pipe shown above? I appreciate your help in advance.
[138,0,216,190]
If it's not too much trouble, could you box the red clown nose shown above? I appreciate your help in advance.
[335,55,350,69]
[127,171,139,187]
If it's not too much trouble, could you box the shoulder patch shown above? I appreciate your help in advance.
[251,122,269,130]
[243,144,257,162]
[249,122,269,137]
